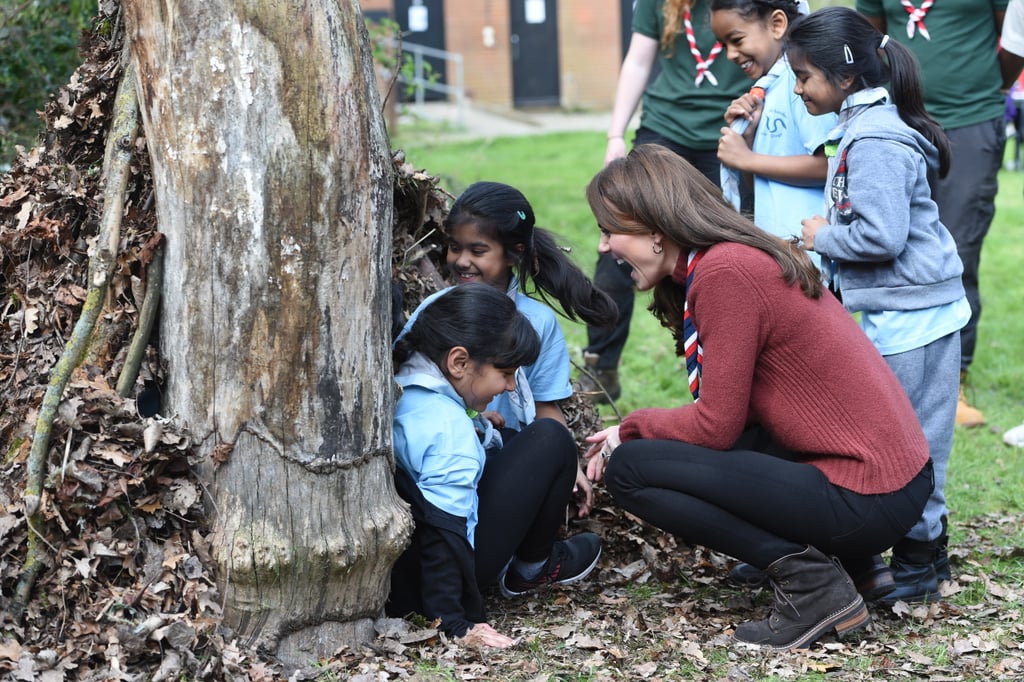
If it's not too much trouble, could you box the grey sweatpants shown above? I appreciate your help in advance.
[883,331,961,543]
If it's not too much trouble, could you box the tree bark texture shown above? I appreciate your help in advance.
[123,0,411,662]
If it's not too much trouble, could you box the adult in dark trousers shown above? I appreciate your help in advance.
[583,146,933,651]
[857,1,1007,429]
[579,0,747,402]
[855,0,1007,601]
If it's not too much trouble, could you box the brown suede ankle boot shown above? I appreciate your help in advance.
[956,371,984,428]
[733,545,870,650]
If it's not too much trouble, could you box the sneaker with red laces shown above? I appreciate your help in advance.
[499,532,601,598]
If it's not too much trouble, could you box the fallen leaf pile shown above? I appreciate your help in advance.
[2,5,1024,682]
[0,6,605,679]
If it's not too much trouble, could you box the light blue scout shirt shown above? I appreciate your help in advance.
[397,279,573,432]
[393,352,501,547]
[751,56,835,268]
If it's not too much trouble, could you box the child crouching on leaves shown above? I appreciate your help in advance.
[386,283,601,648]
[398,181,618,518]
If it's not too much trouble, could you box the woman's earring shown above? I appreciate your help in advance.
[652,241,664,254]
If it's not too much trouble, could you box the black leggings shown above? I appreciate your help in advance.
[605,437,932,569]
[474,418,578,585]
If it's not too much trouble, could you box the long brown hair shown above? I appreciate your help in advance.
[660,0,691,55]
[585,144,821,355]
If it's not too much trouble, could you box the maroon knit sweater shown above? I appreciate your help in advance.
[619,243,929,495]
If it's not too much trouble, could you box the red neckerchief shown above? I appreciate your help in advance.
[900,0,933,40]
[682,248,707,400]
[683,9,722,86]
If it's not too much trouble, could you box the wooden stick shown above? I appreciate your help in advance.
[11,57,140,624]
[116,238,164,398]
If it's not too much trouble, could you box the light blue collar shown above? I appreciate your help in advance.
[823,87,890,156]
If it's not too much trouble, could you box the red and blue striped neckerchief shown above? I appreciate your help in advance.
[683,248,706,401]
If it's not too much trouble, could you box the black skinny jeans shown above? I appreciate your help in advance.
[474,418,578,585]
[605,436,933,569]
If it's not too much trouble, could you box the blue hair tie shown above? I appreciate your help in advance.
[516,210,527,221]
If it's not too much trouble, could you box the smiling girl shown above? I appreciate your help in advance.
[711,0,834,259]
[789,7,968,604]
[399,181,617,516]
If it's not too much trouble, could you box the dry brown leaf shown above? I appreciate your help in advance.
[0,640,23,662]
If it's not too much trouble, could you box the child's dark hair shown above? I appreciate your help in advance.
[709,0,802,23]
[786,7,951,177]
[393,282,541,372]
[445,181,618,328]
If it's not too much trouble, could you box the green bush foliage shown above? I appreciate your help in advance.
[0,0,94,164]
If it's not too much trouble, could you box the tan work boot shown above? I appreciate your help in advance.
[956,371,984,428]
[576,352,621,403]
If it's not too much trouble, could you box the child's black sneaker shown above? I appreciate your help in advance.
[499,532,601,598]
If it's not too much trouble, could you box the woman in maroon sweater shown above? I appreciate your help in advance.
[583,144,932,651]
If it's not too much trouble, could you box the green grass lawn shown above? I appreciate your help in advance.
[395,127,1024,539]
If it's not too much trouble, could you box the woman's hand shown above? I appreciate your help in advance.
[462,622,516,648]
[583,425,622,483]
[605,137,628,167]
[800,215,827,251]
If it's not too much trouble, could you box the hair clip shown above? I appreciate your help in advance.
[516,210,527,221]
[879,34,890,49]
[843,44,854,64]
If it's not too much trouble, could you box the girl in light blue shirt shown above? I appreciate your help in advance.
[388,283,601,648]
[398,181,618,516]
[712,0,835,265]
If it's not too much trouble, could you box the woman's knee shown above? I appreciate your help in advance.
[604,441,646,503]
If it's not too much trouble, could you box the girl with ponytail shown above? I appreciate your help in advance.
[789,7,967,605]
[397,181,617,517]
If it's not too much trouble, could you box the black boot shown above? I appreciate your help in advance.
[731,553,894,601]
[576,351,621,403]
[733,545,870,650]
[882,537,941,603]
[934,516,951,583]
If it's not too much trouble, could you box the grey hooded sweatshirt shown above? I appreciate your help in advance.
[814,89,965,313]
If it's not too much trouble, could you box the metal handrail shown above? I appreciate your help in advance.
[381,38,465,126]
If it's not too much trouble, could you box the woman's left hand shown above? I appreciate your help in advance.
[583,426,621,483]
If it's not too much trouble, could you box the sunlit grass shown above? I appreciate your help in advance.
[399,128,1024,535]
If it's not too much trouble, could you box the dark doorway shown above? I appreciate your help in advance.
[393,0,448,102]
[510,0,560,107]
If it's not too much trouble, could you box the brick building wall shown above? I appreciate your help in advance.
[557,0,622,109]
[447,1,513,105]
[359,1,625,109]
